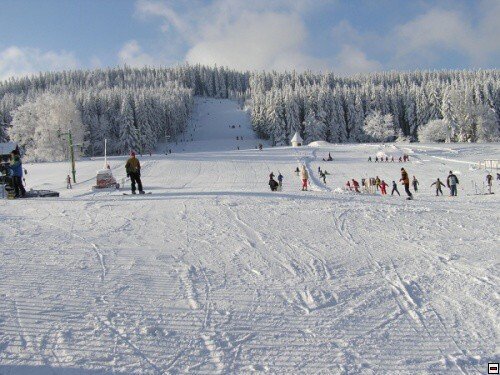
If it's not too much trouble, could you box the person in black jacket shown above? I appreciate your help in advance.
[269,176,279,191]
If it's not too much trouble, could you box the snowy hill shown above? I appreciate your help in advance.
[0,99,499,374]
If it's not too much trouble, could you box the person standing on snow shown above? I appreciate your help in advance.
[295,167,300,176]
[351,179,360,193]
[125,151,144,194]
[380,180,388,195]
[66,175,72,189]
[400,167,413,199]
[412,176,419,192]
[431,178,445,196]
[9,151,26,198]
[391,181,400,196]
[269,176,279,191]
[486,173,493,194]
[446,171,459,197]
[375,176,381,191]
[300,165,309,191]
[277,172,284,189]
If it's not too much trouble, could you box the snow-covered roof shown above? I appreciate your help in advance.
[0,142,17,155]
[291,132,303,143]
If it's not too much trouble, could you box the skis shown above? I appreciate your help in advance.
[123,192,152,195]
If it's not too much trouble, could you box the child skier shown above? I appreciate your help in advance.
[431,178,445,196]
[352,179,360,193]
[277,172,284,189]
[125,151,144,194]
[412,176,419,192]
[300,165,309,191]
[391,180,400,196]
[380,180,388,195]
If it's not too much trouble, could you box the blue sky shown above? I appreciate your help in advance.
[0,0,498,79]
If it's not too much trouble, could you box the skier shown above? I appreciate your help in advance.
[486,173,493,194]
[318,166,322,174]
[379,180,388,195]
[399,156,403,162]
[9,151,26,198]
[269,172,275,180]
[351,179,360,193]
[430,178,445,196]
[375,176,381,191]
[66,174,72,189]
[412,176,419,192]
[277,172,284,189]
[300,165,309,191]
[391,156,395,162]
[320,171,326,184]
[400,168,413,199]
[368,156,372,162]
[391,181,400,196]
[385,156,389,162]
[295,167,300,176]
[446,171,459,197]
[375,156,379,162]
[125,151,144,194]
[269,176,279,191]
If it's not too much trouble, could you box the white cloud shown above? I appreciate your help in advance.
[333,45,382,75]
[0,46,79,80]
[390,2,500,67]
[118,40,158,67]
[135,0,332,72]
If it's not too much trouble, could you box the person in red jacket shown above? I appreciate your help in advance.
[380,180,388,195]
[352,179,360,193]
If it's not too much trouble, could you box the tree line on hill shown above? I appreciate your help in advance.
[0,65,498,161]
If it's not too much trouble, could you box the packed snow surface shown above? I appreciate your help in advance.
[1,98,499,374]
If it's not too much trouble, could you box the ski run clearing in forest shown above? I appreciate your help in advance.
[0,98,499,374]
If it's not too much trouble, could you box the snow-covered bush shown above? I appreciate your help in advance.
[418,119,449,143]
[363,110,396,142]
[9,93,84,162]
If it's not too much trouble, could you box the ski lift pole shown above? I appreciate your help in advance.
[58,128,77,183]
[68,131,76,183]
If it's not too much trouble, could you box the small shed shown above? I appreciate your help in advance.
[291,132,303,147]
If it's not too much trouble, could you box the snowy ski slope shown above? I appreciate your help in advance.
[0,98,499,374]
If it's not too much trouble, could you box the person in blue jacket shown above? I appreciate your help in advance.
[9,151,26,198]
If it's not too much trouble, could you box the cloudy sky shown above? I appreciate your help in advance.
[0,0,499,80]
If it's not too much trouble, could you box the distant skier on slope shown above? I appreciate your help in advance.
[391,181,400,196]
[380,180,388,195]
[295,167,300,176]
[125,151,144,194]
[375,176,381,191]
[430,178,445,196]
[300,165,309,191]
[66,174,72,189]
[412,176,419,192]
[277,172,284,189]
[486,173,493,194]
[351,179,360,193]
[446,171,459,197]
[400,168,413,199]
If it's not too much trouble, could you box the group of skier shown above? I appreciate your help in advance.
[368,154,410,163]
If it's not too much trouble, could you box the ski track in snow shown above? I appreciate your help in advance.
[1,98,499,374]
